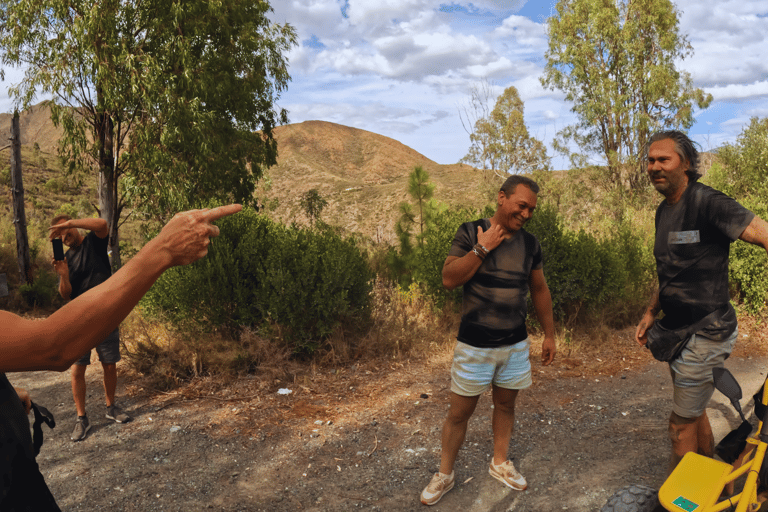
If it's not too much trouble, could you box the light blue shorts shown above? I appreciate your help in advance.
[450,339,532,397]
[669,328,738,419]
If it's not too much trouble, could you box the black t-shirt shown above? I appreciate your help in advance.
[448,219,543,348]
[0,374,60,510]
[654,181,755,340]
[65,231,112,299]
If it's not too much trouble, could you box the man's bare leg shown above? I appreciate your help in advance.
[71,363,88,417]
[696,411,715,456]
[669,411,699,473]
[439,392,480,475]
[102,362,117,407]
[491,386,519,465]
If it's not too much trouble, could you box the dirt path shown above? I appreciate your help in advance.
[7,338,767,512]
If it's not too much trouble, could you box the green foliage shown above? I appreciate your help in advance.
[44,178,61,194]
[461,85,550,182]
[141,208,373,353]
[707,118,768,200]
[525,202,654,325]
[300,189,328,225]
[414,206,481,307]
[541,0,712,191]
[54,203,80,221]
[704,120,768,313]
[0,0,298,267]
[390,165,443,287]
[0,166,9,187]
[18,268,58,308]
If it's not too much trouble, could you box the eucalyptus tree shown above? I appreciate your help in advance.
[0,0,296,268]
[541,0,711,192]
[461,85,550,183]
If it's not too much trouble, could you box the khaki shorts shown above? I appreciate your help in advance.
[450,339,532,397]
[669,328,738,419]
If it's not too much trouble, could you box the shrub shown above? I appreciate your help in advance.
[729,198,768,314]
[525,201,654,326]
[18,269,58,308]
[414,205,485,307]
[141,207,374,354]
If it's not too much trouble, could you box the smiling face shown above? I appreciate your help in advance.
[494,184,537,234]
[647,138,690,203]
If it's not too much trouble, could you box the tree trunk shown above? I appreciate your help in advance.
[10,111,32,285]
[96,108,121,270]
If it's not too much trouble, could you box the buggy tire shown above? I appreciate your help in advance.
[601,484,664,512]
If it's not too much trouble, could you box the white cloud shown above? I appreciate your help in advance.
[706,81,768,101]
[677,0,768,87]
[493,15,548,48]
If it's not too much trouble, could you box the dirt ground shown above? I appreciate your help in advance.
[8,323,768,512]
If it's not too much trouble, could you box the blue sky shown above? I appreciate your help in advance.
[269,0,768,169]
[1,1,765,171]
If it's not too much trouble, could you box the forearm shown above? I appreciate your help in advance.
[1,238,171,372]
[645,291,661,317]
[442,253,483,290]
[58,276,72,300]
[531,286,556,339]
[739,216,768,255]
[69,218,108,233]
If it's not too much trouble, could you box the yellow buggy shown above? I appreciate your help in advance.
[602,368,768,512]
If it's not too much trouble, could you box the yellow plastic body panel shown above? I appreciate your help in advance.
[659,452,733,511]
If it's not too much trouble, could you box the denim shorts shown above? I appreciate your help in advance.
[75,328,121,366]
[450,339,532,397]
[669,328,738,419]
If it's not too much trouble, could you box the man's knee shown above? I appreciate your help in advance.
[492,387,519,414]
[71,364,87,377]
[668,412,698,443]
[446,394,479,424]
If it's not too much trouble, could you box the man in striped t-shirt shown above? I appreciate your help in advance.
[421,175,556,506]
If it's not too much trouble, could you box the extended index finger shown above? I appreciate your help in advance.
[203,204,243,222]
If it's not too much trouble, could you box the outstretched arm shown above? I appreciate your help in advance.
[49,217,109,239]
[1,205,242,372]
[739,216,768,255]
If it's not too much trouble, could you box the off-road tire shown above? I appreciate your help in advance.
[601,484,664,512]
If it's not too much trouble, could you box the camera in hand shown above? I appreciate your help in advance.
[52,238,64,261]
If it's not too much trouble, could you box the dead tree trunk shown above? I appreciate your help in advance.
[10,111,32,285]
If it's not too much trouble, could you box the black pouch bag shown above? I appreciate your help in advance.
[646,307,727,362]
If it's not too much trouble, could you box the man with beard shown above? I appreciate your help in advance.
[636,130,768,472]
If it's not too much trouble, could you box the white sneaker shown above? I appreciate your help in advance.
[489,460,527,491]
[420,471,455,505]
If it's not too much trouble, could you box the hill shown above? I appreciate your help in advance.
[265,120,487,243]
[0,104,488,245]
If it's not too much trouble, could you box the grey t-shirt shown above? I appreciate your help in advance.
[448,218,543,348]
[654,181,754,340]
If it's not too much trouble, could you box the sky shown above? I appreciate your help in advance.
[267,0,768,169]
[1,1,766,171]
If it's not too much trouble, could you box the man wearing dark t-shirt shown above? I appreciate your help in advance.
[635,131,768,473]
[50,215,132,442]
[420,176,556,506]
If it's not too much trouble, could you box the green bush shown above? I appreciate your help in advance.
[414,205,487,306]
[525,202,654,325]
[18,269,58,308]
[141,208,374,353]
[729,198,768,314]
